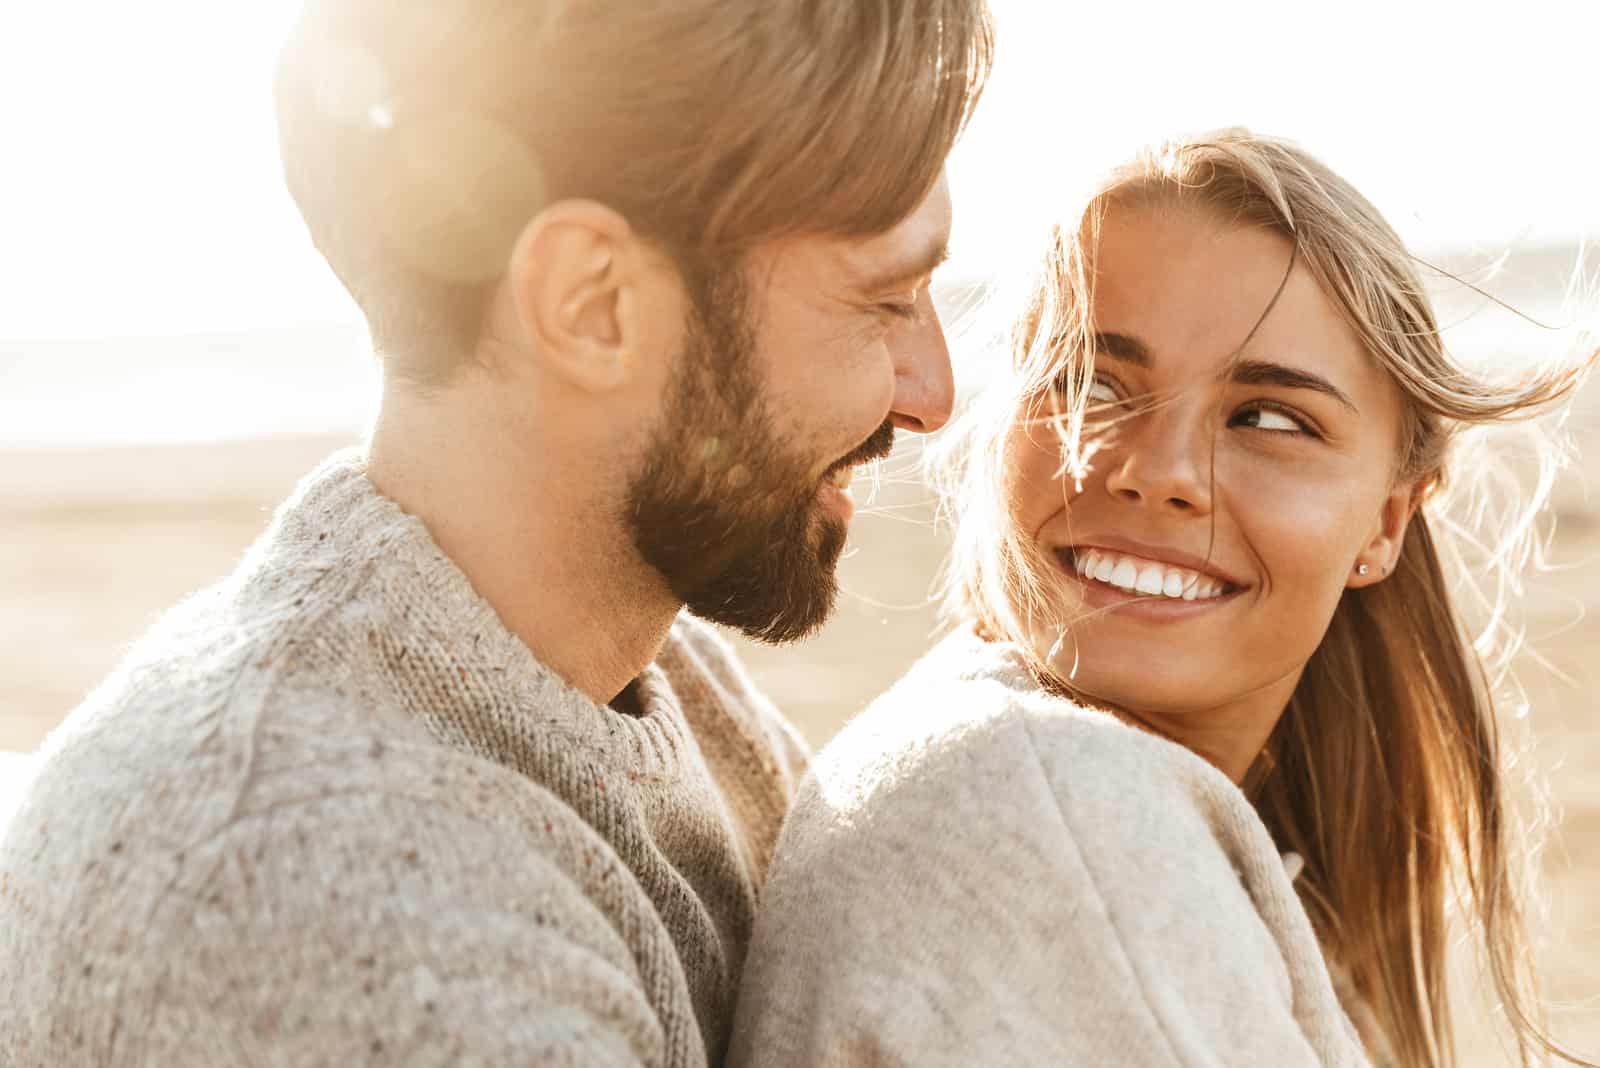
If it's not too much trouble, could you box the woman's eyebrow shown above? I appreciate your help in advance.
[1093,332,1358,413]
[1229,359,1359,413]
[1092,331,1151,365]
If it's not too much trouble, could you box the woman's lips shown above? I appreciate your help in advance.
[1054,546,1247,617]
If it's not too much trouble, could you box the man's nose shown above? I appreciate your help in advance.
[887,287,955,434]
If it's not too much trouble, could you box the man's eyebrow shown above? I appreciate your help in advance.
[1092,332,1358,412]
[860,236,951,293]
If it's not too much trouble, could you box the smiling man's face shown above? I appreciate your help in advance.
[628,175,956,644]
[1010,202,1414,728]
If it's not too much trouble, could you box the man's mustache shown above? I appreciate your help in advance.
[825,420,896,478]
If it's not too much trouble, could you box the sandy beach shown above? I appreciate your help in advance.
[2,431,1596,1060]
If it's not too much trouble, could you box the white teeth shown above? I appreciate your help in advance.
[1069,547,1231,601]
[1134,565,1165,595]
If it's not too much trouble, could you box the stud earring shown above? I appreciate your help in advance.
[1357,563,1371,576]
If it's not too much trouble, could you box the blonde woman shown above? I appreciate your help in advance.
[728,131,1597,1067]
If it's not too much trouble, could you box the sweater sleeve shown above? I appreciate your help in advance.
[727,694,1366,1067]
[82,782,685,1067]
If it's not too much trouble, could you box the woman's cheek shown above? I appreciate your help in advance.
[1234,470,1367,594]
[1005,428,1065,535]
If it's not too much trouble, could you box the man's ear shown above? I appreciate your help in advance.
[505,200,647,393]
[1349,477,1427,588]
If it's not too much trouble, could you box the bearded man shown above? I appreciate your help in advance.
[0,1,992,1065]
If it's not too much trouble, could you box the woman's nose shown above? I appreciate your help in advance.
[1100,404,1214,514]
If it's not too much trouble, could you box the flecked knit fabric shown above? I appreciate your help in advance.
[728,624,1370,1067]
[0,449,808,1068]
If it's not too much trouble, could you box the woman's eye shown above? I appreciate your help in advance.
[1087,378,1120,404]
[1231,404,1308,434]
[1049,373,1124,419]
[1052,371,1120,399]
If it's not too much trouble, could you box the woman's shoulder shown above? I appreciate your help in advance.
[773,624,1293,922]
[736,628,1348,1068]
[808,624,1238,828]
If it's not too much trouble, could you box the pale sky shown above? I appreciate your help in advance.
[2,0,1597,340]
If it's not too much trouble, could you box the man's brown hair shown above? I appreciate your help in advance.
[275,0,994,382]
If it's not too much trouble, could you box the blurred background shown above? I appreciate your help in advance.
[2,1,1596,1060]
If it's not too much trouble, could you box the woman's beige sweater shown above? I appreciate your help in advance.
[728,625,1369,1067]
[0,451,809,1068]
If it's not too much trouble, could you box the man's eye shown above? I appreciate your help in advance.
[876,300,919,322]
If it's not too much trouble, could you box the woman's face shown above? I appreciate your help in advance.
[1010,203,1416,739]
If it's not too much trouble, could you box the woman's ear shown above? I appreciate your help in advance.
[504,200,647,394]
[1349,477,1427,588]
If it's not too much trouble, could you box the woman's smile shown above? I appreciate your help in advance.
[1053,539,1249,620]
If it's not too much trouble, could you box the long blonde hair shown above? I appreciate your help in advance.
[933,129,1597,1067]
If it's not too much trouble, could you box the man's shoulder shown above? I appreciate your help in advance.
[1,698,680,1067]
[5,610,652,976]
[16,610,529,870]
[13,543,525,884]
[36,551,378,760]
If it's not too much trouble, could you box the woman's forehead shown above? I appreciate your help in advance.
[1088,207,1367,383]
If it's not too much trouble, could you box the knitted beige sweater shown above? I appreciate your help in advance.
[728,625,1370,1067]
[0,450,808,1068]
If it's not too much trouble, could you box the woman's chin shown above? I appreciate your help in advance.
[1027,627,1226,716]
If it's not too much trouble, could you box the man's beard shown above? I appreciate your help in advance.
[624,269,894,645]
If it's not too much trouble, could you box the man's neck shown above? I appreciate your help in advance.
[364,385,681,708]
